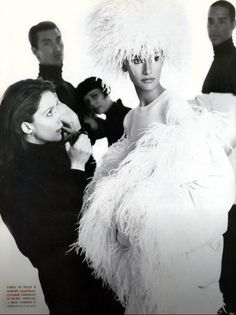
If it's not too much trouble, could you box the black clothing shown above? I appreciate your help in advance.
[220,204,236,313]
[104,99,131,146]
[90,99,131,146]
[38,64,78,113]
[38,64,96,179]
[202,38,236,312]
[0,143,123,315]
[202,38,236,95]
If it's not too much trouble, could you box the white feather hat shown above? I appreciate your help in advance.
[87,0,191,76]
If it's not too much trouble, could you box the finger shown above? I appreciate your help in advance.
[65,142,71,152]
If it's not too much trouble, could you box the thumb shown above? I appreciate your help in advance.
[65,141,71,153]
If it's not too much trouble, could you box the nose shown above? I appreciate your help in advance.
[55,107,63,123]
[53,42,63,52]
[142,61,152,75]
[208,21,218,32]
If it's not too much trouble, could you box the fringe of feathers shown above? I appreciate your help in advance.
[74,106,234,313]
[86,0,191,76]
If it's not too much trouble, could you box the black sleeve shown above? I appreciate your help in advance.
[0,169,86,265]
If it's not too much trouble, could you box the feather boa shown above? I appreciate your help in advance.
[75,108,234,314]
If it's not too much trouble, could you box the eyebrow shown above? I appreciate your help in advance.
[40,38,51,44]
[40,35,61,43]
[208,16,229,20]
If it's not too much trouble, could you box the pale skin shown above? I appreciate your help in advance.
[123,54,165,106]
[21,91,92,171]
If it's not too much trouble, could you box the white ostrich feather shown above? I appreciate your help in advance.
[87,0,191,76]
[75,106,234,313]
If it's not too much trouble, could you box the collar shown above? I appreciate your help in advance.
[38,64,63,80]
[105,99,123,117]
[213,38,235,56]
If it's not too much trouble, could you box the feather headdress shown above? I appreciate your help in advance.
[87,0,190,76]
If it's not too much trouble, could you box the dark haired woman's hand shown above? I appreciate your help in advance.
[65,133,92,171]
[58,102,81,133]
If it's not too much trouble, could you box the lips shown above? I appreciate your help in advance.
[53,53,63,59]
[210,35,220,40]
[141,78,155,83]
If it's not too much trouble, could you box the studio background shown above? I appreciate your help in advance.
[0,0,235,313]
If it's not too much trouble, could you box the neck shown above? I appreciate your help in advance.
[136,84,165,107]
[38,64,63,80]
[213,37,235,56]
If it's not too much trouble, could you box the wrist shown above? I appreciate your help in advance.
[71,162,85,171]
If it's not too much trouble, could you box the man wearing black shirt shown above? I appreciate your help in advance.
[202,2,236,314]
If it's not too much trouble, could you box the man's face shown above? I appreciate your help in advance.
[32,28,64,66]
[207,5,235,46]
[83,89,111,114]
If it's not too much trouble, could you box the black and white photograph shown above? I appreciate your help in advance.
[0,0,236,314]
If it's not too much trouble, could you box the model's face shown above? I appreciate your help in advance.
[33,28,64,66]
[83,88,111,114]
[125,54,163,92]
[26,91,63,144]
[207,6,235,46]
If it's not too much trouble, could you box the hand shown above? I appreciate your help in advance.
[84,115,99,130]
[65,133,92,171]
[58,102,81,133]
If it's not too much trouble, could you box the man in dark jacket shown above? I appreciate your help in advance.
[76,77,131,146]
[202,2,236,314]
[202,1,236,94]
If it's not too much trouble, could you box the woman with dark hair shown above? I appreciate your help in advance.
[0,79,123,315]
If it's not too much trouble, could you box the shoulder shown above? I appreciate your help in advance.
[123,107,136,128]
[164,90,193,124]
[115,99,132,113]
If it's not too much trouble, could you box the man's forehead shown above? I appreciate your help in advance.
[37,28,61,42]
[208,6,230,19]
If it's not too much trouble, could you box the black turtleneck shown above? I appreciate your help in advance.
[0,142,86,266]
[202,38,236,94]
[0,142,124,314]
[87,99,131,146]
[38,64,78,112]
[104,99,131,146]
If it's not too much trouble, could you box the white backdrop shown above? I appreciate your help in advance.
[0,0,235,314]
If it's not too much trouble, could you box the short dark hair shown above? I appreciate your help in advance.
[76,77,111,116]
[76,77,111,101]
[28,21,60,48]
[0,79,55,170]
[210,1,235,21]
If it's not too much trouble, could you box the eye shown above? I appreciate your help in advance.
[132,56,143,64]
[46,108,54,117]
[46,106,57,117]
[154,55,160,62]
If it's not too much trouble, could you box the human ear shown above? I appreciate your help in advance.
[122,61,128,72]
[31,46,40,60]
[21,122,33,135]
[232,20,236,30]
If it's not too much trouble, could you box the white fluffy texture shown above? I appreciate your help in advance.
[87,0,190,76]
[76,105,235,314]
